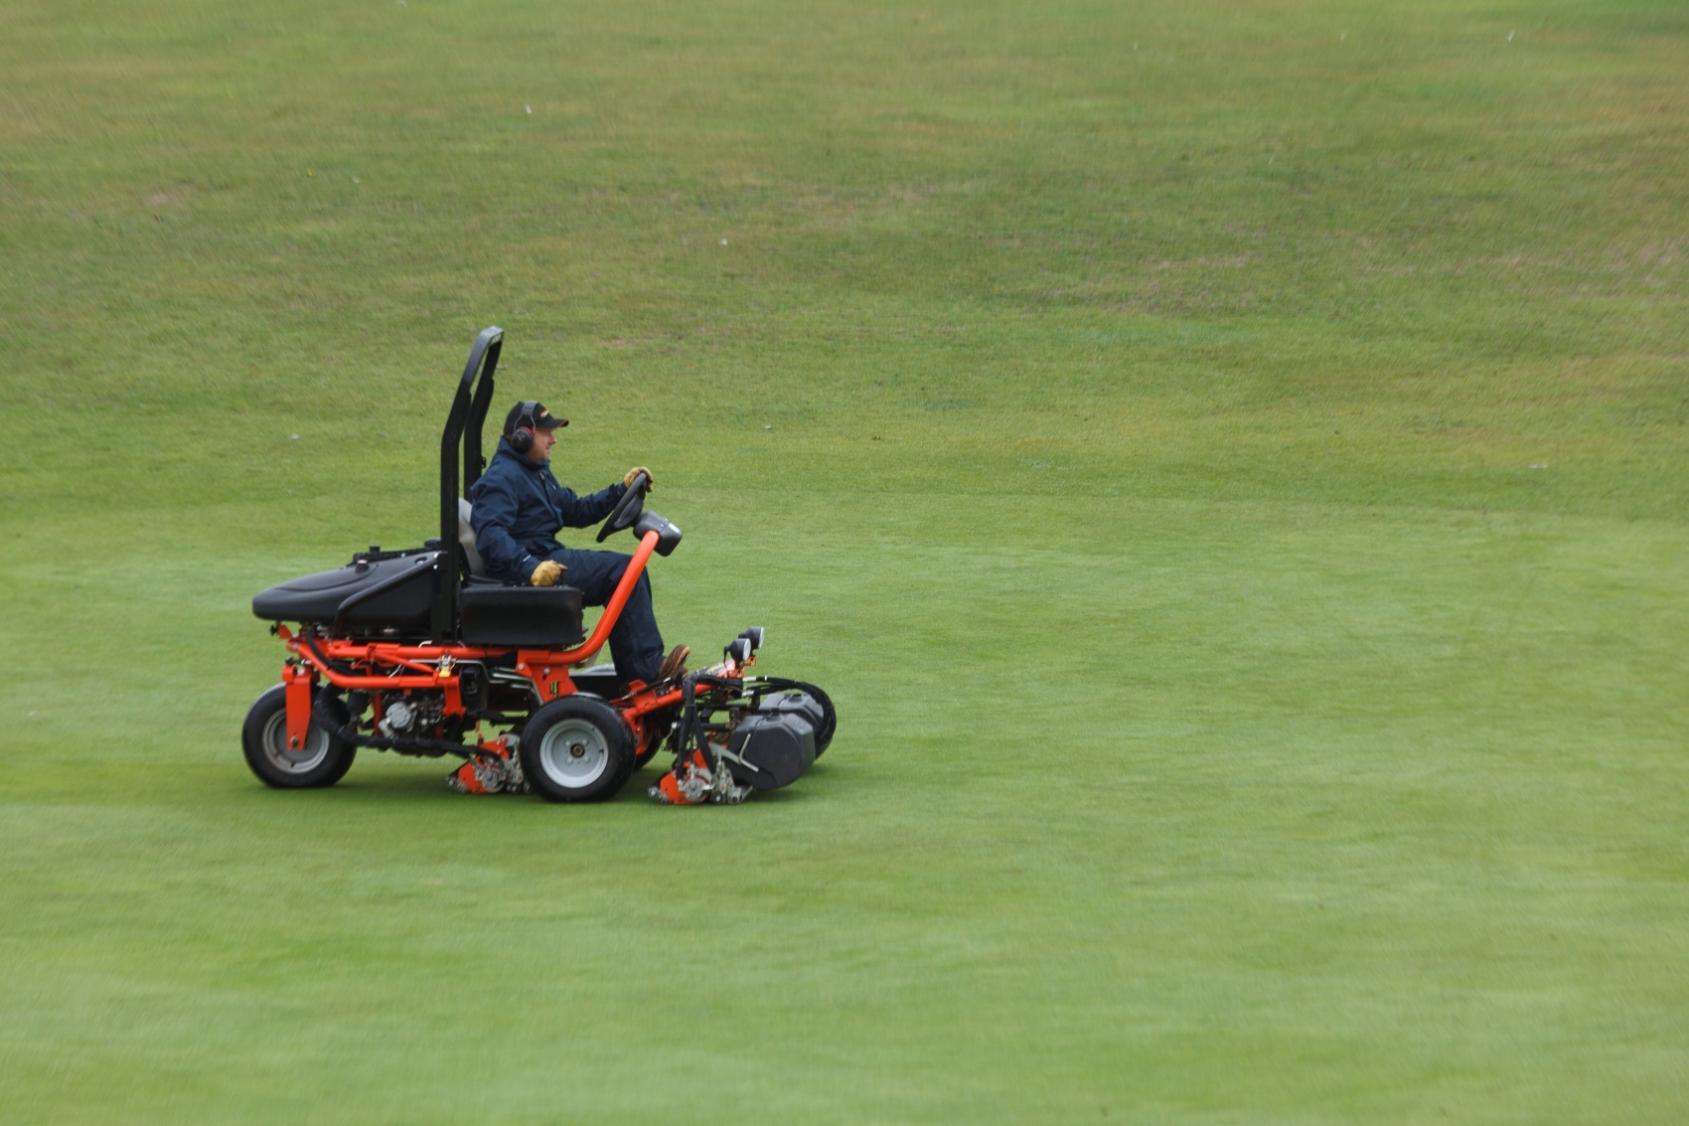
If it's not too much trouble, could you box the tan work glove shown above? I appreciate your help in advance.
[624,466,654,491]
[530,560,565,587]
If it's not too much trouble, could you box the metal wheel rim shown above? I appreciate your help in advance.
[261,710,331,774]
[538,717,610,788]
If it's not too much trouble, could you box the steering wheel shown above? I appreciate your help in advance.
[595,471,650,543]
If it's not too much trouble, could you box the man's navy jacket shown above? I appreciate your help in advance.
[468,439,627,583]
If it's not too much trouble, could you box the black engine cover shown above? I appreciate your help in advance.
[251,553,436,632]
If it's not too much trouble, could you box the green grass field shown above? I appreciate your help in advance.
[3,0,1686,1120]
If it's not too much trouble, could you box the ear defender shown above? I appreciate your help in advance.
[508,400,539,453]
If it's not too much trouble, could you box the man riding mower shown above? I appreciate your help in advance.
[241,327,836,805]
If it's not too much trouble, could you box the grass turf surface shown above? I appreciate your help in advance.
[2,0,1686,1120]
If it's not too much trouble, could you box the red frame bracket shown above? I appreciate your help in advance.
[282,664,314,751]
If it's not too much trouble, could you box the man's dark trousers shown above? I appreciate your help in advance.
[548,547,664,684]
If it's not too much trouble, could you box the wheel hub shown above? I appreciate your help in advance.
[539,719,610,787]
[262,711,329,774]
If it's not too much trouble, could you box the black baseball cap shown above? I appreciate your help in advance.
[504,400,570,435]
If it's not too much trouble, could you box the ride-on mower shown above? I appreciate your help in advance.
[243,327,835,804]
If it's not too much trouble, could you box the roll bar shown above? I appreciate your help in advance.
[434,326,503,639]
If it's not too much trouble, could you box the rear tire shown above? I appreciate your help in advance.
[242,684,356,789]
[519,695,635,802]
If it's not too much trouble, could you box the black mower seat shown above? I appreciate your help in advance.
[460,582,585,646]
[454,498,585,645]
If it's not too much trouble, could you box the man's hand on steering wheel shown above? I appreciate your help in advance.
[624,466,654,492]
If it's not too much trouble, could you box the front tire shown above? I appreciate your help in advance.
[519,695,635,803]
[242,684,356,789]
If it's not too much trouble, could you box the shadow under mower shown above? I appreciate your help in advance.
[243,326,835,805]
